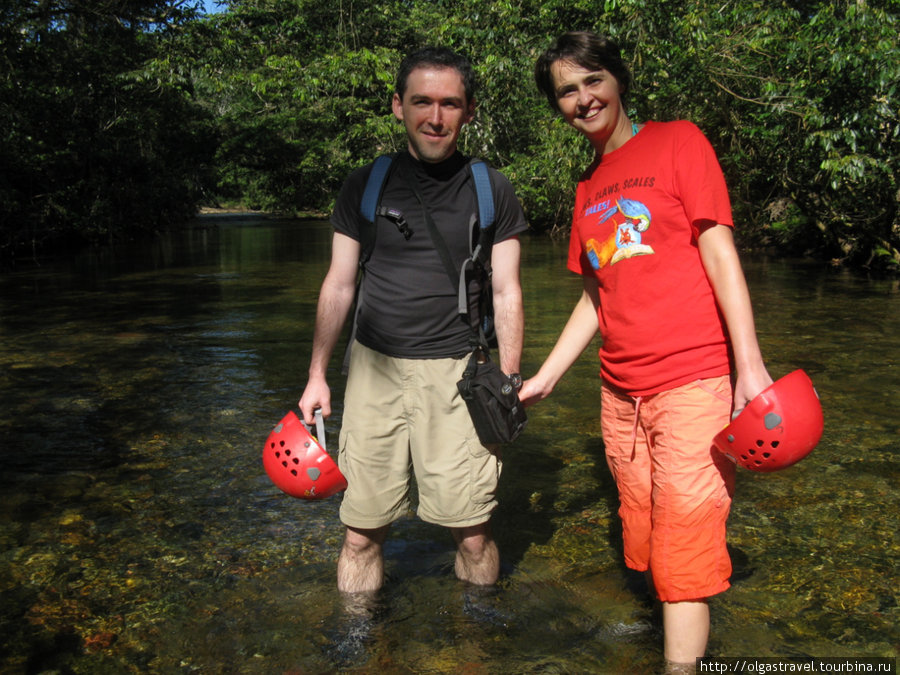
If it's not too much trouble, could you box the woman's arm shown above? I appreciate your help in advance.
[518,276,601,407]
[698,223,773,413]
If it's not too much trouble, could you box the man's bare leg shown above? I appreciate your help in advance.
[451,521,499,586]
[337,526,389,593]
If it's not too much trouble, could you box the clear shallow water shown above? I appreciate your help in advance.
[0,217,897,673]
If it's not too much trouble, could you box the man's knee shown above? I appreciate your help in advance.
[452,523,493,558]
[343,525,388,556]
[451,523,499,585]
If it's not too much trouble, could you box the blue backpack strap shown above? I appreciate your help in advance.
[344,154,394,374]
[357,154,395,267]
[462,160,498,349]
[469,160,495,230]
[366,155,491,229]
[360,154,393,223]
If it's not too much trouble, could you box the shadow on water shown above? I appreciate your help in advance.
[0,217,897,673]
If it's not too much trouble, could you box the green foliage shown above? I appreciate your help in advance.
[181,0,409,212]
[3,0,898,272]
[641,0,900,269]
[0,0,216,258]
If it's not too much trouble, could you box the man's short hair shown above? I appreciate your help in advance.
[395,46,477,104]
[534,32,632,112]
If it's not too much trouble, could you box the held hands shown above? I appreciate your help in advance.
[518,375,553,409]
[520,365,776,418]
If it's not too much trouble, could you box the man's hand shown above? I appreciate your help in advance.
[298,377,331,426]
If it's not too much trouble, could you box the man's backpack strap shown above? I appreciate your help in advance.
[458,160,498,348]
[358,154,395,264]
[348,154,499,364]
[469,160,495,233]
[360,154,393,222]
[344,154,395,374]
[466,160,497,273]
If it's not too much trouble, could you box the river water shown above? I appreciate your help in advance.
[0,216,897,674]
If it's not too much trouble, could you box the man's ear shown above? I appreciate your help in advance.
[464,98,477,124]
[391,92,404,121]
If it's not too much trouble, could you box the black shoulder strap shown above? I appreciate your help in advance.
[398,160,460,290]
[400,160,499,352]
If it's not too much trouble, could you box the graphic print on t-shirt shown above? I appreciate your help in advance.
[584,196,655,270]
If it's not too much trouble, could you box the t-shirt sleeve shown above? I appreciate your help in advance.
[488,168,529,242]
[672,122,734,237]
[567,177,590,276]
[329,164,372,241]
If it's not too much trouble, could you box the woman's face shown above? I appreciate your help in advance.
[550,59,628,149]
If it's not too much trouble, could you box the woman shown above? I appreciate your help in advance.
[523,31,773,671]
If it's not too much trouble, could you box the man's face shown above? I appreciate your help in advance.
[392,66,475,164]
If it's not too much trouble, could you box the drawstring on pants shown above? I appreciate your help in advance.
[625,380,730,462]
[630,396,643,461]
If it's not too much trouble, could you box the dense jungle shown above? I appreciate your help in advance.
[2,0,898,272]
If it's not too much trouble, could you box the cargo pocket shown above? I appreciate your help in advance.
[467,435,501,507]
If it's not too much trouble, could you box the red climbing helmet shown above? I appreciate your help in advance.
[262,410,347,499]
[713,370,824,473]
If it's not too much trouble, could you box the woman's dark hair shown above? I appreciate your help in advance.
[534,32,632,112]
[395,46,477,104]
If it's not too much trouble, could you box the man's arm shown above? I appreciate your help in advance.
[489,236,524,376]
[298,232,360,424]
[697,223,773,413]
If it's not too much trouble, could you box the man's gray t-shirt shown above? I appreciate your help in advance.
[331,151,527,359]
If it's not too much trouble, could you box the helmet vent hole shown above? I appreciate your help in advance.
[755,440,764,447]
[285,449,292,456]
[290,469,298,476]
[292,458,299,465]
[279,440,285,447]
[748,449,757,456]
[763,452,771,458]
[281,461,288,467]
[770,441,780,448]
[275,451,281,458]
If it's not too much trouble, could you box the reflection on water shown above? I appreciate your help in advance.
[0,217,897,673]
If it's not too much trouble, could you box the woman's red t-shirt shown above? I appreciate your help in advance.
[567,120,735,396]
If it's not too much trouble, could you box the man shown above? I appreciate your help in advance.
[298,46,527,593]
